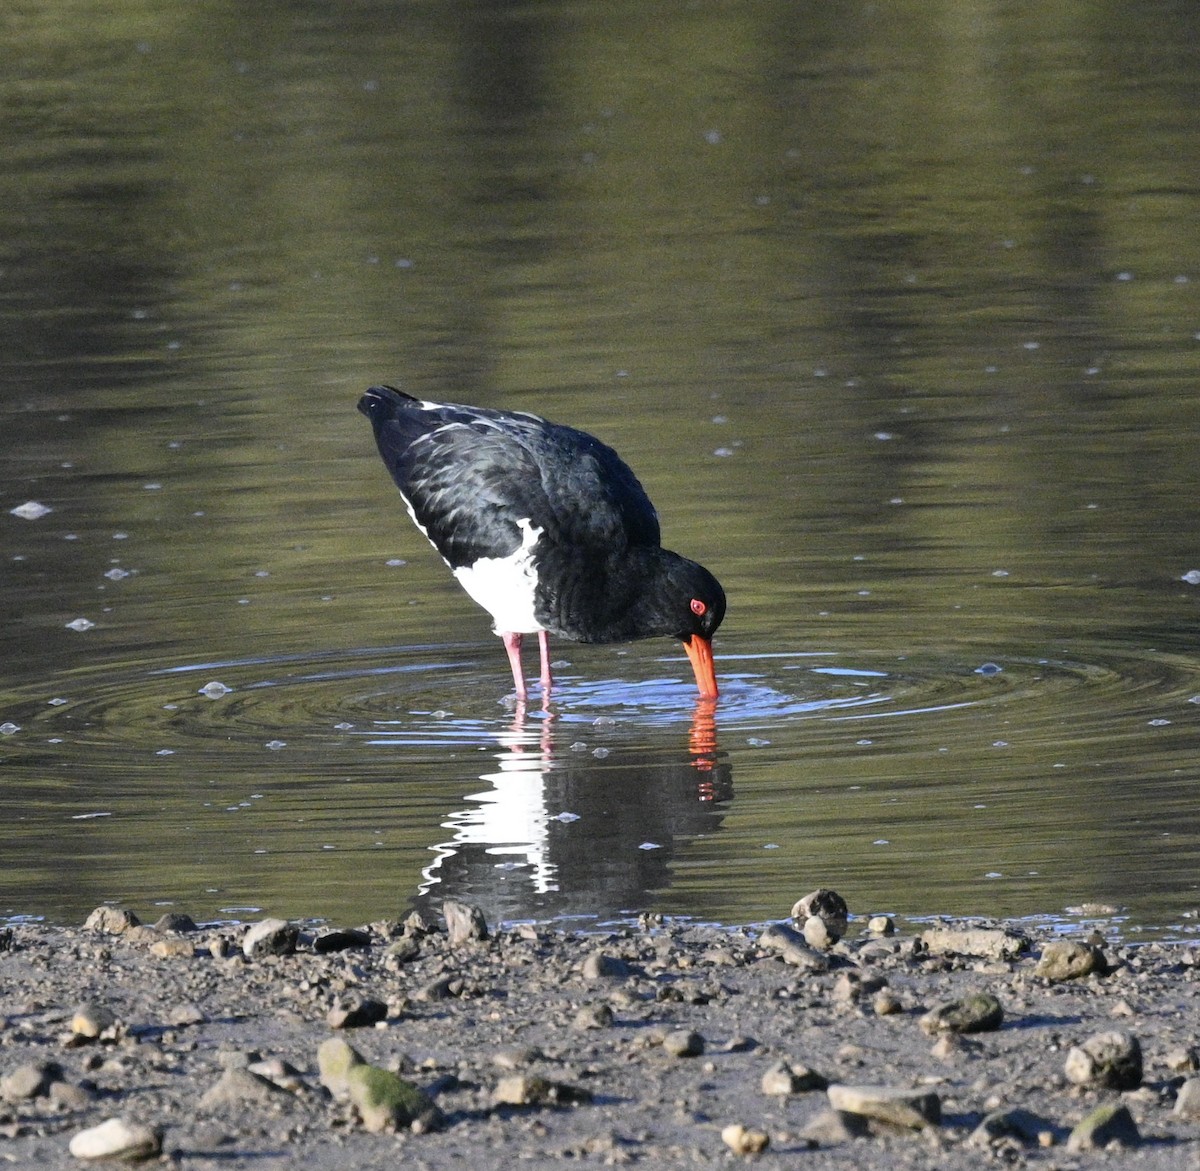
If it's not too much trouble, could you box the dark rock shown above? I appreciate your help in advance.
[327,995,388,1029]
[790,889,850,941]
[919,991,1003,1035]
[313,928,372,954]
[241,918,298,958]
[153,912,198,933]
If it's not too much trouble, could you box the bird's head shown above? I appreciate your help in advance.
[664,557,725,700]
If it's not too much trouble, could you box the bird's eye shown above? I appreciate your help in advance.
[690,598,707,616]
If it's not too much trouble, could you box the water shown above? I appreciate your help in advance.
[4,0,1200,937]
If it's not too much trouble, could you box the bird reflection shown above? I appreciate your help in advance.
[413,700,732,923]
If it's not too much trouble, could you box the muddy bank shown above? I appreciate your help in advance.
[3,899,1200,1168]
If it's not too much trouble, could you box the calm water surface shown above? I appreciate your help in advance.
[4,1,1200,937]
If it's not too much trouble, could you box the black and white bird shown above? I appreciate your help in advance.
[358,385,725,701]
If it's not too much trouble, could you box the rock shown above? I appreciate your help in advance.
[873,990,903,1016]
[757,923,830,972]
[167,1003,206,1028]
[84,907,140,935]
[384,936,420,964]
[581,951,631,980]
[443,899,488,944]
[1035,940,1107,981]
[801,915,835,950]
[1175,1077,1200,1119]
[826,1083,942,1129]
[200,1067,291,1110]
[71,1003,118,1039]
[347,1064,439,1132]
[662,1029,704,1058]
[800,1108,871,1144]
[68,1117,162,1161]
[790,889,849,942]
[1165,1046,1200,1073]
[149,937,194,959]
[573,1003,614,1029]
[1066,1102,1140,1151]
[492,1073,592,1106]
[152,912,197,933]
[919,992,1003,1035]
[721,1123,769,1155]
[49,1080,95,1110]
[313,928,372,954]
[241,918,298,958]
[317,1037,365,1100]
[327,995,388,1029]
[967,1108,1053,1148]
[866,915,895,935]
[918,926,1029,961]
[1064,1030,1142,1090]
[1,1061,60,1101]
[402,907,440,936]
[760,1059,827,1095]
[414,975,457,1002]
[491,1045,544,1070]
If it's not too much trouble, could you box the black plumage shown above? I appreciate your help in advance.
[358,384,725,700]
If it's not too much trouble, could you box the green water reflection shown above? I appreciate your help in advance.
[3,0,1200,933]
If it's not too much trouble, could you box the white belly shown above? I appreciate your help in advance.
[452,518,544,634]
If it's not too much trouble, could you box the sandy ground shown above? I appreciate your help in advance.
[2,900,1200,1168]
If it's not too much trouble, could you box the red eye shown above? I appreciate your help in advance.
[690,598,707,616]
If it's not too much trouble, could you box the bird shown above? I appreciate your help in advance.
[357,385,725,702]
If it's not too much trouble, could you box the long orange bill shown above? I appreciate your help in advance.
[682,634,719,699]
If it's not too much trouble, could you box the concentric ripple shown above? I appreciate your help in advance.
[4,639,1200,933]
[2,640,1199,757]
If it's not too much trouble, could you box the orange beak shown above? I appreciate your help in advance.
[683,634,719,699]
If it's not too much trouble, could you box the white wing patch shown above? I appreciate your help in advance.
[453,517,544,634]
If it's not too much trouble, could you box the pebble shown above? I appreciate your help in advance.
[71,1003,118,1039]
[826,1083,942,1129]
[967,1107,1053,1149]
[149,937,195,959]
[760,1059,827,1095]
[573,1002,614,1029]
[1035,939,1107,981]
[790,888,849,941]
[327,994,388,1029]
[317,1037,364,1100]
[347,1063,439,1132]
[241,918,298,958]
[919,991,1004,1035]
[721,1123,769,1155]
[866,915,895,935]
[83,907,140,935]
[1174,1076,1200,1119]
[152,911,198,933]
[442,899,488,944]
[1064,1029,1142,1089]
[492,1073,592,1107]
[1,1061,59,1101]
[68,1117,162,1161]
[1066,1102,1141,1151]
[918,926,1029,961]
[661,1029,704,1058]
[199,1066,292,1109]
[313,927,372,954]
[757,923,830,971]
[581,951,631,980]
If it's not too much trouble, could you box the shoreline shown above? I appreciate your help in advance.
[3,897,1200,1167]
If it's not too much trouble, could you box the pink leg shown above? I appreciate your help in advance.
[500,631,528,701]
[537,630,553,694]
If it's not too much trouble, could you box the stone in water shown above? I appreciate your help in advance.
[11,501,52,520]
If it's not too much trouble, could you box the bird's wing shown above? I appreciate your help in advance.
[534,423,661,550]
[384,420,556,569]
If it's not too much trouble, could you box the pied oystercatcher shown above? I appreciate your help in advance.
[358,385,726,701]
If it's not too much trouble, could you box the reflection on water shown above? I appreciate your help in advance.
[411,704,732,923]
[4,1,1200,935]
